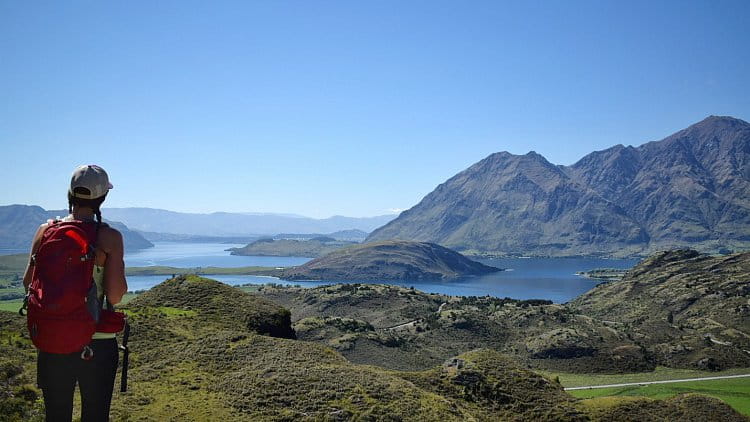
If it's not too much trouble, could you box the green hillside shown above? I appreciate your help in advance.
[2,276,745,420]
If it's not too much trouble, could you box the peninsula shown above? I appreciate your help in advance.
[281,240,501,281]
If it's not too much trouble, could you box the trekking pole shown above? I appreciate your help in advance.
[119,322,130,392]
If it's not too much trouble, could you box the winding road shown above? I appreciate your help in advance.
[564,373,750,391]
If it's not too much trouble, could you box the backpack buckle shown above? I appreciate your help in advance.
[82,246,96,262]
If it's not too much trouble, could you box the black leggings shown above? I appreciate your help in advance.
[37,338,119,422]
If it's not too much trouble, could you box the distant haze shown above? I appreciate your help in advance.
[101,207,395,236]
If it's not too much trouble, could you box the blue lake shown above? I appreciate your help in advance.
[125,242,309,268]
[125,242,640,303]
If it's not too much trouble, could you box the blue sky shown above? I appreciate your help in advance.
[1,1,748,218]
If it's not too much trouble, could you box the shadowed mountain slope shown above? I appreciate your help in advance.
[568,116,750,250]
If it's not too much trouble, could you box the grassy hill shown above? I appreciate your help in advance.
[2,276,745,420]
[281,240,501,281]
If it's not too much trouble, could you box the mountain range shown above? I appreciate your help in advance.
[0,205,153,251]
[101,207,394,237]
[368,116,750,256]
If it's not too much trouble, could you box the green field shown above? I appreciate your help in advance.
[120,292,139,304]
[237,285,263,293]
[569,377,750,416]
[546,366,750,388]
[0,299,22,313]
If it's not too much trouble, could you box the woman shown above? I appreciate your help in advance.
[23,164,128,422]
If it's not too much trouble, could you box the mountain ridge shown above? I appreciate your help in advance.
[368,116,750,256]
[101,207,395,236]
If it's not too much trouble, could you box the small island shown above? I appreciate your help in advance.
[125,265,283,277]
[229,236,357,257]
[281,240,501,281]
[576,268,629,281]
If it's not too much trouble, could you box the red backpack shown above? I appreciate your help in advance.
[26,220,99,354]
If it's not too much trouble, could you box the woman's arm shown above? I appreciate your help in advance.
[102,228,128,304]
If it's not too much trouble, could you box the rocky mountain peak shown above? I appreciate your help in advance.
[692,115,749,131]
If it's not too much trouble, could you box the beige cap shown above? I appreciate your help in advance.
[69,165,113,199]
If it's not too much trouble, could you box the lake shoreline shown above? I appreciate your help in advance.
[2,242,640,303]
[126,265,283,277]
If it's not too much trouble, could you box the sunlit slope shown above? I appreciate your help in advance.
[1,276,747,420]
[110,276,586,420]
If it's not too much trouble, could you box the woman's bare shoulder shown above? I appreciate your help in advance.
[98,224,124,250]
[100,224,123,239]
[34,221,51,237]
